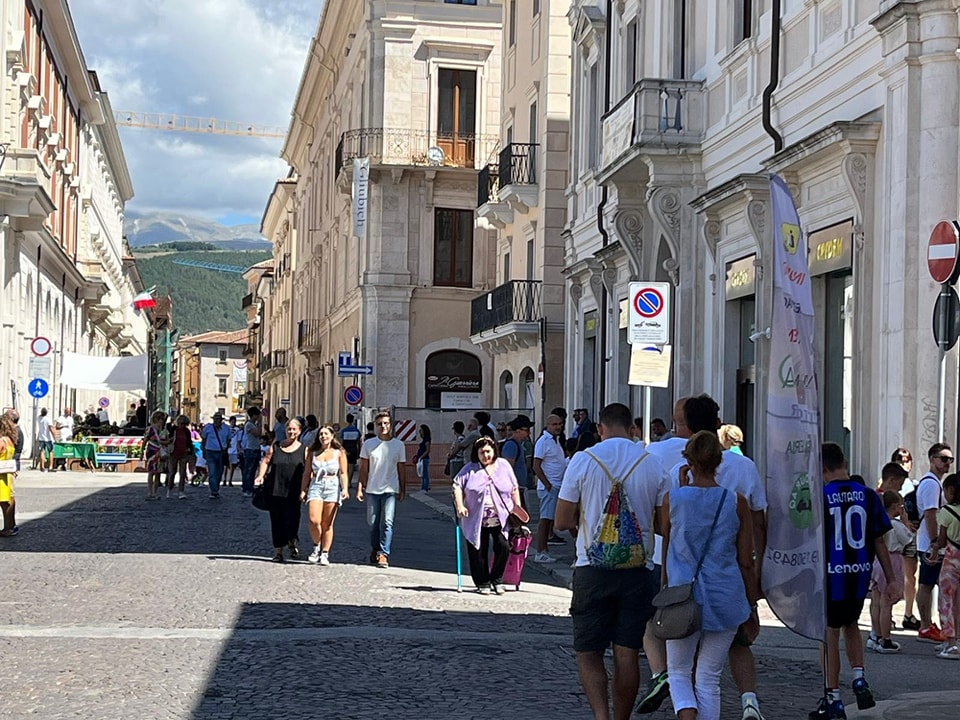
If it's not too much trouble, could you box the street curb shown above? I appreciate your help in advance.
[409,491,574,589]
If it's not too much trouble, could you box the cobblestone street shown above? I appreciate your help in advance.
[2,471,956,719]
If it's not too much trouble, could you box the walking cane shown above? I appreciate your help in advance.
[455,514,463,592]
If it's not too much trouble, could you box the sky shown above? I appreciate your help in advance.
[70,0,320,226]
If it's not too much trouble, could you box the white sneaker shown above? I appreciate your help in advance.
[741,705,765,720]
[319,552,330,566]
[533,551,556,563]
[866,634,880,652]
[178,492,187,500]
[937,645,960,659]
[307,546,321,564]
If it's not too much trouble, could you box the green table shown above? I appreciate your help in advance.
[53,442,98,468]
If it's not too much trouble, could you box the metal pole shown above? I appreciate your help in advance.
[643,385,652,445]
[939,283,949,440]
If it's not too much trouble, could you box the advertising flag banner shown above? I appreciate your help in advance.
[761,174,826,641]
[352,157,369,238]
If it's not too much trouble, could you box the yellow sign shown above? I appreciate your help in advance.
[815,236,844,262]
[781,223,800,255]
[628,344,672,388]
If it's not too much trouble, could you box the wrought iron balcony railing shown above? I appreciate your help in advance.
[260,350,288,374]
[470,280,542,336]
[335,128,500,176]
[498,142,538,187]
[297,319,323,352]
[477,163,499,207]
[241,292,255,309]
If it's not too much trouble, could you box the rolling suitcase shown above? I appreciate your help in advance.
[498,525,533,590]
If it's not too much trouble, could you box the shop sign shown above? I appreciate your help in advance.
[440,392,483,410]
[725,255,756,300]
[584,310,598,339]
[808,220,853,277]
[425,374,481,392]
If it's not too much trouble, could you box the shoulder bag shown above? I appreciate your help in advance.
[651,489,728,640]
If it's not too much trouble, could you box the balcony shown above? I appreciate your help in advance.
[241,292,255,309]
[335,127,500,182]
[260,350,288,380]
[469,280,542,354]
[297,319,323,359]
[496,143,539,214]
[475,163,513,230]
[599,78,706,182]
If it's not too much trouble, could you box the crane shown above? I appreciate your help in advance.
[171,259,250,274]
[114,111,287,138]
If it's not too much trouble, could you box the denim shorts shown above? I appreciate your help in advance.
[537,486,561,520]
[307,476,341,504]
[38,440,53,452]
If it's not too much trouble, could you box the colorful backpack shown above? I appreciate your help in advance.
[583,451,649,569]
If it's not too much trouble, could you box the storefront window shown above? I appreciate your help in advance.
[726,255,757,458]
[582,310,598,411]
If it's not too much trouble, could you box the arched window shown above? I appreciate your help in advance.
[425,350,482,409]
[519,366,535,411]
[499,370,513,408]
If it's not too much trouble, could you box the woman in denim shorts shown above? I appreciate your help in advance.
[301,425,349,566]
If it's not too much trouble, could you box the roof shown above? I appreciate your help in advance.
[179,329,248,345]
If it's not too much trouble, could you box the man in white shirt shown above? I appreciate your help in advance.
[556,402,668,720]
[56,407,74,442]
[36,407,55,472]
[532,414,566,563]
[200,413,233,499]
[916,442,953,642]
[358,412,406,569]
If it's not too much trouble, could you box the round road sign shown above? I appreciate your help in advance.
[633,287,665,318]
[344,385,363,406]
[928,220,960,284]
[933,286,960,350]
[30,336,52,356]
[99,397,110,409]
[28,378,49,398]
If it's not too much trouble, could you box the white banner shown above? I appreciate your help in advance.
[352,157,369,238]
[761,174,826,642]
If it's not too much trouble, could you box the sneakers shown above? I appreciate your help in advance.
[741,705,764,720]
[271,552,284,563]
[547,534,567,545]
[376,552,389,568]
[635,671,670,714]
[492,583,505,595]
[178,492,187,500]
[918,625,946,643]
[288,545,300,560]
[319,552,330,566]
[533,551,556,563]
[876,639,901,654]
[308,546,322,564]
[902,615,921,631]
[937,644,960,659]
[477,585,491,595]
[852,678,875,710]
[809,697,846,720]
[865,633,879,652]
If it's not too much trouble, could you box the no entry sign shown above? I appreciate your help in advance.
[928,220,960,284]
[628,282,671,345]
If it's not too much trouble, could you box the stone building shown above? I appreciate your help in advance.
[240,259,273,412]
[175,330,248,423]
[275,0,503,420]
[472,0,570,420]
[567,0,959,470]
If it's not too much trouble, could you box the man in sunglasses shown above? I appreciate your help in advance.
[916,442,954,643]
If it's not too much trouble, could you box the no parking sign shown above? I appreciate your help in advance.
[628,282,671,345]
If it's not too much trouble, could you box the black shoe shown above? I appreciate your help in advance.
[288,545,300,560]
[852,678,874,711]
[901,615,921,631]
[271,553,285,563]
[635,671,669,714]
[547,534,566,545]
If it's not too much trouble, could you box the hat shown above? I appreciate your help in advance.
[508,414,534,431]
[212,412,224,419]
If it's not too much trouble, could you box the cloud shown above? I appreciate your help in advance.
[71,0,319,220]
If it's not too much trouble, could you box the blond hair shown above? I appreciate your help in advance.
[718,424,744,450]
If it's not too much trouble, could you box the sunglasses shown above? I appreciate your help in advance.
[936,456,955,464]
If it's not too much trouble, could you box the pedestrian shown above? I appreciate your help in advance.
[661,431,759,720]
[35,407,54,472]
[357,412,406,569]
[554,402,668,720]
[650,418,671,442]
[338,413,363,486]
[926,472,960,658]
[135,399,147,428]
[915,443,953,643]
[0,413,19,536]
[533,414,566,563]
[254,417,305,562]
[867,490,913,654]
[166,415,193,500]
[474,410,496,439]
[143,411,167,501]
[810,442,893,719]
[225,416,241,486]
[363,422,375,441]
[302,425,349,565]
[718,424,745,455]
[200,413,232,499]
[893,447,922,631]
[241,407,263,498]
[452,436,525,595]
[300,414,319,448]
[446,420,467,478]
[630,417,645,443]
[273,407,288,442]
[501,415,534,510]
[1,409,21,535]
[413,424,432,492]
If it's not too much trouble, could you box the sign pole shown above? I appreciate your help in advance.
[643,385,652,445]
[939,282,950,440]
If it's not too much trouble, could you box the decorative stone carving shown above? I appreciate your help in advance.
[614,209,644,280]
[569,282,583,309]
[646,186,682,284]
[746,200,766,250]
[586,259,605,304]
[662,256,680,286]
[702,219,721,261]
[600,261,618,297]
[841,152,869,252]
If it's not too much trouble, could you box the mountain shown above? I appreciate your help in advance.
[124,210,272,251]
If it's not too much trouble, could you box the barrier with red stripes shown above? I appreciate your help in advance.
[95,436,143,447]
[393,419,418,443]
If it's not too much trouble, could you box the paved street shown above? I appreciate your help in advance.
[1,470,957,719]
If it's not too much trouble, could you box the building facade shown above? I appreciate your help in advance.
[0,0,146,438]
[277,0,503,421]
[240,259,273,412]
[174,330,247,423]
[472,0,571,420]
[567,0,959,472]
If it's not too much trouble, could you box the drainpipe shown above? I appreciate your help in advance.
[761,0,784,152]
[596,0,613,410]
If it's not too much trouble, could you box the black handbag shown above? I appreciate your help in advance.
[251,485,270,511]
[443,458,452,476]
[651,489,728,640]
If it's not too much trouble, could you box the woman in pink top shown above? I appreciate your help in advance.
[453,436,524,595]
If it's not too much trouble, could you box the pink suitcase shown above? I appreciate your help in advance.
[498,527,533,590]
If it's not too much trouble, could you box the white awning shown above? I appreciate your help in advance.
[59,352,148,392]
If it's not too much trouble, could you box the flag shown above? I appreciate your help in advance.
[132,288,156,311]
[761,174,826,642]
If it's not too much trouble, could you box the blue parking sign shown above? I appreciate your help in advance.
[28,378,49,398]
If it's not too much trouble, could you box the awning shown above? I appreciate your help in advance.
[59,352,148,392]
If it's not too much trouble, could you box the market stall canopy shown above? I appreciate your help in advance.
[58,352,147,391]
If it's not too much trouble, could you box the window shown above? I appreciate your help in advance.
[437,68,477,166]
[533,0,540,16]
[425,350,482,409]
[503,251,511,283]
[508,0,516,47]
[735,0,753,45]
[626,19,638,89]
[218,347,227,362]
[217,377,227,395]
[434,208,474,287]
[587,63,600,166]
[526,238,535,280]
[500,370,514,408]
[529,100,538,143]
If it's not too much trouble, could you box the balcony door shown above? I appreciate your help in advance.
[437,68,477,167]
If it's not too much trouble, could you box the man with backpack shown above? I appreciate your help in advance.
[915,442,953,643]
[556,402,669,720]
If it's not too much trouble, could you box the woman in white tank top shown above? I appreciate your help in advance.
[301,425,349,565]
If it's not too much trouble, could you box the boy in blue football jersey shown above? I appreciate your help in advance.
[810,443,894,720]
